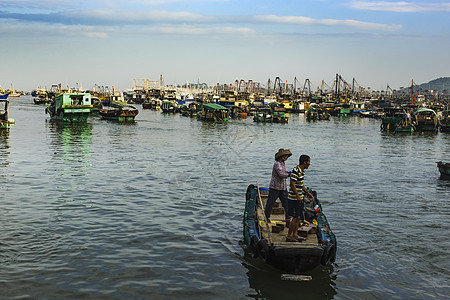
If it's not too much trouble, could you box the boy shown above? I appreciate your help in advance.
[287,155,313,242]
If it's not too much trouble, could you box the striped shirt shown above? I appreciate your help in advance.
[288,165,305,201]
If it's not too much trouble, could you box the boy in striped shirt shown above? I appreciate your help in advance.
[287,155,313,242]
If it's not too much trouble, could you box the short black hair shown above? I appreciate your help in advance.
[299,154,310,165]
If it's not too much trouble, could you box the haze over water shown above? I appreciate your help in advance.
[0,96,449,299]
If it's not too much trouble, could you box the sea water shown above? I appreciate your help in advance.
[0,96,449,299]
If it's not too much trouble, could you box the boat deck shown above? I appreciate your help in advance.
[258,192,320,248]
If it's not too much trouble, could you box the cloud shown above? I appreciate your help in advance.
[253,14,402,31]
[1,9,401,32]
[348,1,450,12]
[0,20,109,38]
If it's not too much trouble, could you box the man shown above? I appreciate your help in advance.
[264,148,292,221]
[287,155,313,242]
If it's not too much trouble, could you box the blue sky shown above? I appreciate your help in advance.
[1,0,449,92]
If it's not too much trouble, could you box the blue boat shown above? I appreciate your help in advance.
[0,92,10,100]
[242,184,336,275]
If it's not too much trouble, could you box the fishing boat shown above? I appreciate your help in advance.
[0,96,14,129]
[319,111,331,120]
[395,121,415,133]
[436,162,450,179]
[45,92,93,122]
[306,106,319,121]
[413,107,438,131]
[253,107,273,123]
[438,110,450,132]
[0,92,10,100]
[33,93,50,105]
[242,184,336,275]
[272,111,288,123]
[99,102,139,122]
[161,100,178,113]
[197,103,229,122]
[380,107,406,131]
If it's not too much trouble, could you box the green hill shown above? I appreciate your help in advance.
[401,77,450,93]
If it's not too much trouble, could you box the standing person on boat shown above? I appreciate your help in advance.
[287,154,314,242]
[265,148,292,221]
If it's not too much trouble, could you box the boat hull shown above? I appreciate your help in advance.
[99,108,138,121]
[437,161,450,179]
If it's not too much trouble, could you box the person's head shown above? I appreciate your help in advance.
[275,148,292,161]
[299,154,310,169]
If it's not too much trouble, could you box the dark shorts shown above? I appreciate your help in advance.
[287,200,304,218]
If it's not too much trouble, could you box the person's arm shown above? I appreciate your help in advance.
[274,162,290,178]
[302,185,313,198]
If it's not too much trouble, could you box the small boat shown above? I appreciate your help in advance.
[306,106,319,121]
[438,110,450,132]
[253,107,273,123]
[33,93,50,105]
[46,92,93,123]
[0,92,10,100]
[197,103,229,122]
[395,122,415,133]
[319,111,331,120]
[436,161,450,179]
[272,111,288,123]
[413,107,438,131]
[380,107,406,131]
[0,96,14,129]
[161,100,178,113]
[99,102,139,122]
[242,184,336,275]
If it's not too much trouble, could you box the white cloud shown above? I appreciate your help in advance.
[349,1,450,12]
[254,14,402,31]
[143,25,254,35]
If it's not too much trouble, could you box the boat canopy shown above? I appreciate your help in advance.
[203,103,229,111]
[414,107,437,115]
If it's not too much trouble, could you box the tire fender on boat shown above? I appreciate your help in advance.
[321,242,335,266]
[250,236,259,258]
[330,239,337,263]
[256,239,270,262]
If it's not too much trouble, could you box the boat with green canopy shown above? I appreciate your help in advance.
[46,92,93,122]
[198,103,229,122]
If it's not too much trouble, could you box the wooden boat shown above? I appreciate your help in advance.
[161,100,178,113]
[413,107,438,131]
[33,93,51,105]
[395,122,415,133]
[319,111,331,120]
[380,107,406,131]
[197,103,229,122]
[0,92,10,100]
[0,96,14,129]
[272,111,288,123]
[253,107,273,123]
[438,110,450,132]
[45,92,93,123]
[306,106,319,120]
[99,102,139,122]
[436,161,450,179]
[242,184,336,275]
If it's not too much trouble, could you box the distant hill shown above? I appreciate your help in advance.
[400,77,450,93]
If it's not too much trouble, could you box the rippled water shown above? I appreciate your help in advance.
[1,96,449,299]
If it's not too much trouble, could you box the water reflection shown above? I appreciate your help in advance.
[242,256,337,300]
[0,130,10,182]
[47,121,93,176]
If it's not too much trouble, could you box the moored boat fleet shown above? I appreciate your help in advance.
[2,74,450,131]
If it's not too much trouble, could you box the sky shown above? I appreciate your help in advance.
[1,0,449,92]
